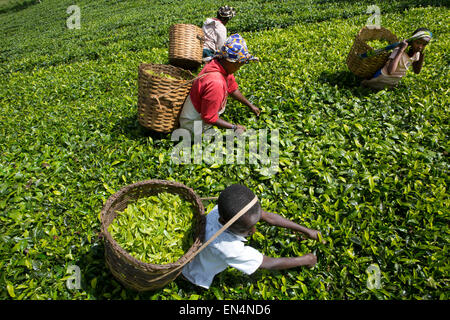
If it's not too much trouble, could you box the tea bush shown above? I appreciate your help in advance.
[0,0,448,300]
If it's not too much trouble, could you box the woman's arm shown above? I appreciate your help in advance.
[212,118,246,133]
[230,89,260,116]
[412,52,424,74]
[386,40,408,75]
[212,117,235,129]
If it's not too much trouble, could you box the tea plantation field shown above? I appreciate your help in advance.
[1,0,449,300]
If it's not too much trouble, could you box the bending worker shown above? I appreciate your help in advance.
[179,34,260,135]
[202,5,236,62]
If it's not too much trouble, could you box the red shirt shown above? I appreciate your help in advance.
[189,59,239,124]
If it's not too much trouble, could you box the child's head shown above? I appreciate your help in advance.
[409,28,432,53]
[218,184,261,237]
[217,5,236,25]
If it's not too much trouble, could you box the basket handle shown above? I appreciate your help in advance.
[149,196,258,283]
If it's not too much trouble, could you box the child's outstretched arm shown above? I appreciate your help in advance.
[259,253,317,270]
[260,210,321,241]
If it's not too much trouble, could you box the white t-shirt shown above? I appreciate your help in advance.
[181,206,264,289]
[202,18,227,52]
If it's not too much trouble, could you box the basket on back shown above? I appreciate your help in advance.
[346,26,398,79]
[169,24,204,70]
[137,63,194,133]
[100,179,206,291]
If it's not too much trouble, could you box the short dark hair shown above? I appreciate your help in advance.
[218,184,261,232]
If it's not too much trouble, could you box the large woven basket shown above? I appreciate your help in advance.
[137,63,194,133]
[346,26,398,79]
[169,24,204,70]
[100,179,206,291]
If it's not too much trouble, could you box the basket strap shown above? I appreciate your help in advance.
[150,72,209,103]
[150,195,258,282]
[150,71,223,111]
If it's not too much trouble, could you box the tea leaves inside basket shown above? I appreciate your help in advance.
[108,192,196,265]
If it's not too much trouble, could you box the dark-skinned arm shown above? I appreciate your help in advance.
[229,89,260,116]
[386,40,408,75]
[259,254,317,270]
[260,210,320,240]
[211,117,246,133]
[412,52,424,74]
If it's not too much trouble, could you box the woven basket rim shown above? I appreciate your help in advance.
[353,26,398,52]
[357,26,395,38]
[100,179,205,271]
[346,26,398,78]
[170,23,203,29]
[139,63,194,82]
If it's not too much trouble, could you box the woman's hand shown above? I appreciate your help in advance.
[234,124,246,135]
[399,40,409,52]
[249,104,260,116]
[413,52,425,74]
[230,89,260,116]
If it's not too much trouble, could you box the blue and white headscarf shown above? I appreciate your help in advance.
[411,30,432,42]
[215,34,259,64]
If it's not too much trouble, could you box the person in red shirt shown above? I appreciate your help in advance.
[179,34,260,135]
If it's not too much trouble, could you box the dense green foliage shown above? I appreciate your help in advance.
[0,0,36,14]
[0,0,448,300]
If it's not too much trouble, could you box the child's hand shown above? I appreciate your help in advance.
[309,230,326,243]
[303,229,326,243]
[303,253,317,267]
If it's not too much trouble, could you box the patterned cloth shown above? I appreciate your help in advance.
[217,5,236,19]
[411,30,432,42]
[215,34,259,64]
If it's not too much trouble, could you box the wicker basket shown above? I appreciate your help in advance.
[137,63,194,133]
[169,24,204,70]
[346,26,398,79]
[100,179,206,292]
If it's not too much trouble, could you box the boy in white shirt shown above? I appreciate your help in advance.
[202,6,236,62]
[182,184,320,289]
[361,28,432,90]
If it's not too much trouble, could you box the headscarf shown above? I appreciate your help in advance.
[214,34,259,64]
[217,5,236,19]
[411,30,432,42]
